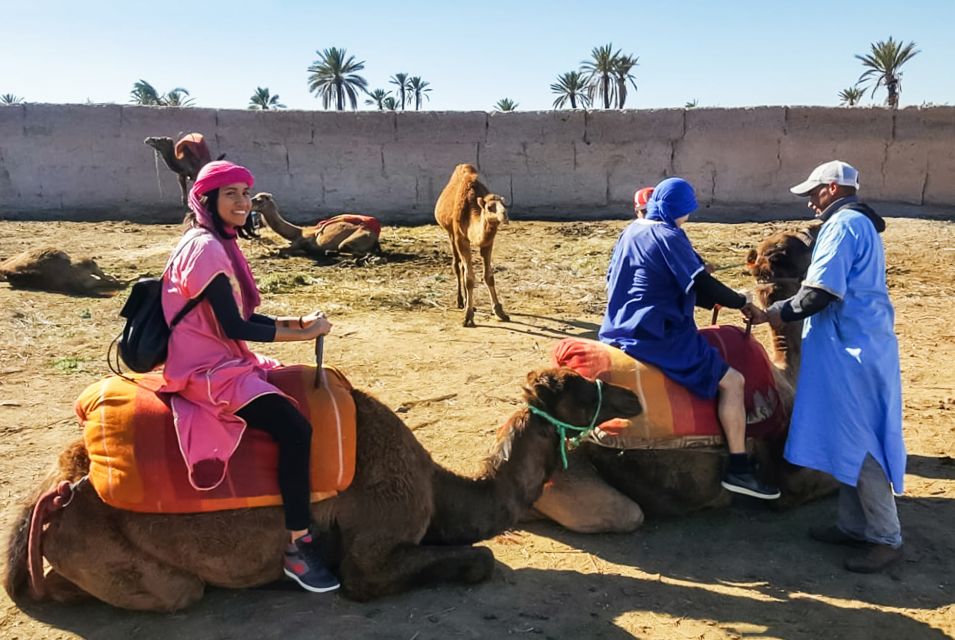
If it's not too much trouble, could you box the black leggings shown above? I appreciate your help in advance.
[236,394,312,531]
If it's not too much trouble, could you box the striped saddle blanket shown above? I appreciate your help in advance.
[74,365,356,513]
[552,326,787,449]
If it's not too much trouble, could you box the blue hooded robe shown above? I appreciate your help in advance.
[784,198,905,490]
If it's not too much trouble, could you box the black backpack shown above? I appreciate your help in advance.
[108,238,204,374]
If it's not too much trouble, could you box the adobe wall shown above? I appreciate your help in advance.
[0,104,952,222]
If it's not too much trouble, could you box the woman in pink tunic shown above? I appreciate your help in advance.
[160,161,339,593]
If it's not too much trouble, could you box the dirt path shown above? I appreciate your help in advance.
[0,217,952,639]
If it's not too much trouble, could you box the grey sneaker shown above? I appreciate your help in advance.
[283,534,340,593]
[721,470,781,500]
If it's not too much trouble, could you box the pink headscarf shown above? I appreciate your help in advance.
[187,161,261,317]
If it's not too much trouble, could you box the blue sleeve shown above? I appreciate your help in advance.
[659,228,705,294]
[804,218,856,300]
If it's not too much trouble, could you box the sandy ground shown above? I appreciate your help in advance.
[0,215,953,639]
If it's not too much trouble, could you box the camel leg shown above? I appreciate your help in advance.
[453,237,476,327]
[43,486,204,612]
[445,228,465,309]
[338,229,377,255]
[339,537,494,601]
[532,453,644,534]
[479,245,509,322]
[177,174,189,206]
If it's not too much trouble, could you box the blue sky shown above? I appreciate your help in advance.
[2,0,953,111]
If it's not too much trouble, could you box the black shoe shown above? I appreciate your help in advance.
[284,534,341,593]
[844,543,904,574]
[721,470,781,500]
[809,525,867,548]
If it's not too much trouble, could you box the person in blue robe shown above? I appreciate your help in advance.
[600,177,780,500]
[761,160,905,574]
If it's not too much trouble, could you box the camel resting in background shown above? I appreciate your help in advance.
[434,163,510,327]
[530,226,836,534]
[0,247,125,297]
[4,368,642,610]
[144,133,222,205]
[250,193,381,257]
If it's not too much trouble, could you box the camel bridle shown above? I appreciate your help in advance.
[526,378,604,470]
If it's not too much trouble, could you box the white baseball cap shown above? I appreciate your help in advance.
[790,160,860,196]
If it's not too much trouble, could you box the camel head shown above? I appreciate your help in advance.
[250,192,276,214]
[523,367,643,435]
[477,194,508,227]
[69,258,126,296]
[745,226,818,308]
[143,136,174,153]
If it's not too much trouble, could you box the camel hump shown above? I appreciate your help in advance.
[174,133,211,165]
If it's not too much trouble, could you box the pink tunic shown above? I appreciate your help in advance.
[160,229,284,491]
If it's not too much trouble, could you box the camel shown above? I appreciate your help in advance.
[3,367,642,611]
[144,133,222,205]
[250,193,381,257]
[434,164,510,327]
[0,247,126,297]
[530,227,837,534]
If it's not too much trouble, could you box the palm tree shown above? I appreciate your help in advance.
[684,98,699,109]
[407,76,431,110]
[389,73,411,110]
[550,71,591,109]
[162,88,195,107]
[855,37,920,108]
[130,79,163,105]
[382,96,399,111]
[838,86,865,107]
[365,88,389,110]
[129,80,194,107]
[307,47,369,111]
[248,87,286,110]
[613,54,639,108]
[494,98,518,112]
[0,93,23,105]
[581,43,621,109]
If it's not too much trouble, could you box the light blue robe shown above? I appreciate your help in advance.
[784,206,906,491]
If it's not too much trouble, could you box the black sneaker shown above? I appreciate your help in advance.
[721,470,781,500]
[284,534,341,593]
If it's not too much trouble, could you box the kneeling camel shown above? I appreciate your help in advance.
[4,368,641,610]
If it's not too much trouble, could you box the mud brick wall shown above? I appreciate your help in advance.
[1,104,952,222]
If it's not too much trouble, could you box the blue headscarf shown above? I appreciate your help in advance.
[645,177,698,227]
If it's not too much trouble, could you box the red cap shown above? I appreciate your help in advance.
[633,187,654,211]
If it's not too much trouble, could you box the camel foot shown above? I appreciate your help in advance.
[493,304,510,322]
[462,309,476,328]
[455,297,464,309]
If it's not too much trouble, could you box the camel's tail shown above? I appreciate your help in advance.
[3,440,89,601]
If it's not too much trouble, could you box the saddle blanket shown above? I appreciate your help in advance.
[316,214,381,236]
[553,326,787,450]
[75,365,357,514]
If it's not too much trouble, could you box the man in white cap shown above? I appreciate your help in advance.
[753,160,905,573]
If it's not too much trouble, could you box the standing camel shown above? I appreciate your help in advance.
[434,164,510,327]
[250,193,381,257]
[4,368,642,610]
[144,133,219,205]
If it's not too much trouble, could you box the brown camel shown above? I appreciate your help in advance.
[530,228,837,534]
[144,133,220,205]
[250,193,381,257]
[0,247,126,297]
[434,164,510,327]
[3,368,642,611]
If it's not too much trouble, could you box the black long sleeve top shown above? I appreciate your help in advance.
[202,273,277,342]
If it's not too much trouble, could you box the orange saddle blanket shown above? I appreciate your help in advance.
[553,326,787,449]
[74,366,357,514]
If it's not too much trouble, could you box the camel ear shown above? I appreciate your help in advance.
[477,196,486,210]
[523,369,561,407]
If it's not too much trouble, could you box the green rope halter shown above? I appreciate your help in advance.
[526,378,604,470]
